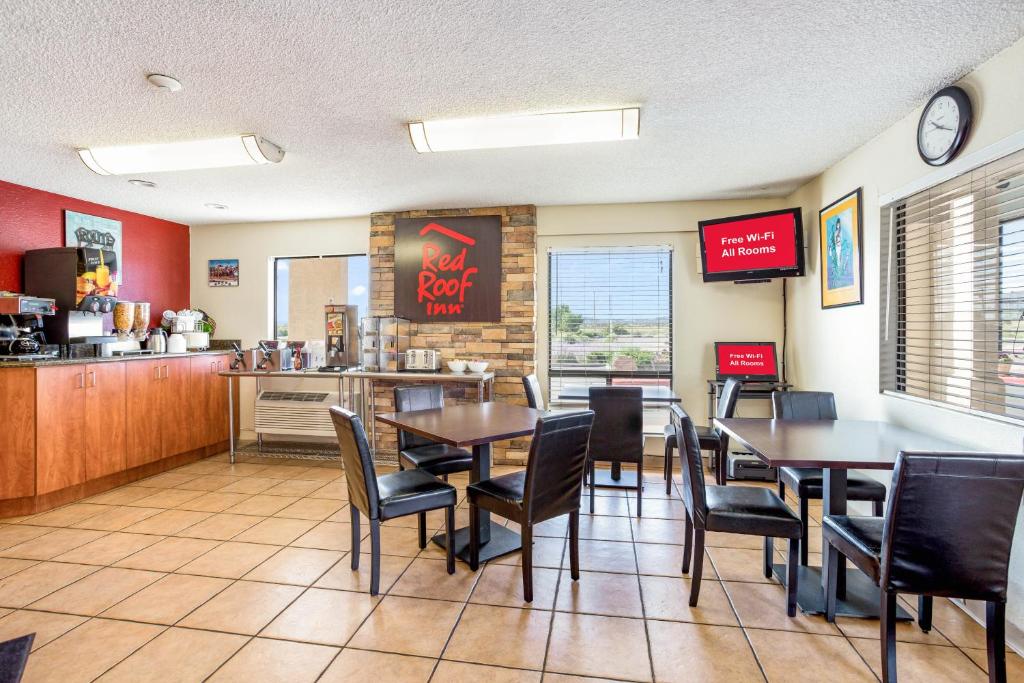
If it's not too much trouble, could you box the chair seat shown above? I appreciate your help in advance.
[663,423,677,449]
[821,514,883,583]
[705,485,802,538]
[399,444,473,477]
[467,471,526,510]
[693,424,721,451]
[376,469,457,521]
[781,467,887,501]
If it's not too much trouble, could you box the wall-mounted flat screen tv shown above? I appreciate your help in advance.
[715,341,779,381]
[698,208,805,282]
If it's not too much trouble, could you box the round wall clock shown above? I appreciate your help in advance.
[917,86,973,166]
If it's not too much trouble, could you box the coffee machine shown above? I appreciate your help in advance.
[324,304,358,369]
[0,293,56,360]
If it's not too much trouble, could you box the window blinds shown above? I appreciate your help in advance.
[880,147,1024,420]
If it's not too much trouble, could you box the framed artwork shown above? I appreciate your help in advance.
[65,210,123,284]
[819,188,864,309]
[208,259,240,287]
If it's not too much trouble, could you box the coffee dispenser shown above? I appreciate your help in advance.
[324,304,358,369]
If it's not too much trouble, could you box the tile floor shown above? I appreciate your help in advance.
[0,453,1019,682]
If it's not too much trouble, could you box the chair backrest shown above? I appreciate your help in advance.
[772,391,837,420]
[881,451,1024,600]
[393,384,443,450]
[522,374,545,410]
[717,378,743,419]
[587,386,644,463]
[523,410,595,524]
[670,404,709,529]
[329,406,380,519]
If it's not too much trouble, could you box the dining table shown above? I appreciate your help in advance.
[375,402,545,564]
[714,417,975,619]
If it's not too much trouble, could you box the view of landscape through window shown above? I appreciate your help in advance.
[275,255,369,340]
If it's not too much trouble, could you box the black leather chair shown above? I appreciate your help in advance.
[664,378,742,491]
[772,391,887,564]
[330,406,457,595]
[467,410,594,602]
[671,404,802,616]
[394,385,473,547]
[0,634,33,683]
[823,451,1024,683]
[587,386,646,516]
[522,374,545,410]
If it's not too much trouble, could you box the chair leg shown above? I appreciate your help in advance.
[589,461,596,514]
[664,439,673,495]
[688,529,705,607]
[417,511,427,549]
[468,504,480,572]
[763,536,774,579]
[786,538,799,617]
[444,505,455,576]
[369,518,381,596]
[778,479,786,501]
[569,511,580,581]
[918,595,933,633]
[987,601,1006,683]
[716,447,727,485]
[635,465,643,518]
[799,497,809,566]
[824,542,839,623]
[880,590,898,683]
[522,525,534,603]
[682,511,693,574]
[873,498,884,517]
[350,506,360,570]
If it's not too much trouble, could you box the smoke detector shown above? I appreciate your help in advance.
[128,179,156,188]
[147,74,182,92]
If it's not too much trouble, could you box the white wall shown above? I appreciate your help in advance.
[784,37,1024,641]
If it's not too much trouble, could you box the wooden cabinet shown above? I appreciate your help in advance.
[85,362,127,480]
[0,368,36,499]
[35,366,86,495]
[161,358,192,457]
[189,354,232,449]
[126,359,164,468]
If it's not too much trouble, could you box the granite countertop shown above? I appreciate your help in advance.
[0,350,232,368]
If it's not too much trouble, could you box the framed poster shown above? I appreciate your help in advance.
[64,210,123,284]
[394,215,502,322]
[208,259,240,287]
[819,188,863,309]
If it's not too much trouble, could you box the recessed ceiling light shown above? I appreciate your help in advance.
[205,203,228,210]
[128,179,156,188]
[408,107,640,153]
[77,135,285,175]
[146,74,182,92]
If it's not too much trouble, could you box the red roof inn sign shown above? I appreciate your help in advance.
[394,215,502,322]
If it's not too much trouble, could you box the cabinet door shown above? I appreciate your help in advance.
[35,365,86,495]
[209,355,231,444]
[188,356,214,449]
[85,362,127,480]
[126,359,163,468]
[161,358,193,457]
[0,368,36,499]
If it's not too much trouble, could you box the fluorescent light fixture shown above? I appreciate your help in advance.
[77,135,285,175]
[408,107,640,153]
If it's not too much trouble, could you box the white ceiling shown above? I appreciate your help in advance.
[1,1,1022,226]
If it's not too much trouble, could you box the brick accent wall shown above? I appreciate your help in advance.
[368,206,537,465]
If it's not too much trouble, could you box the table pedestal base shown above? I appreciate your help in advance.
[772,564,912,620]
[590,469,645,490]
[432,522,522,564]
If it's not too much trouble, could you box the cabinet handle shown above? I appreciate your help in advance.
[75,373,84,389]
[162,365,168,379]
[154,365,160,381]
[210,361,216,374]
[88,371,96,387]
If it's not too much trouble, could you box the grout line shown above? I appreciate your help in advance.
[628,491,657,683]
[538,511,569,677]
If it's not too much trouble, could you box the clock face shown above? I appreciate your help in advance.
[917,86,972,166]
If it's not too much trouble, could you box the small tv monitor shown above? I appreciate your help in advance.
[715,341,779,381]
[698,208,805,282]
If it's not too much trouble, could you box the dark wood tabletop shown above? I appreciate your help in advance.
[714,418,973,469]
[557,385,681,403]
[375,403,546,447]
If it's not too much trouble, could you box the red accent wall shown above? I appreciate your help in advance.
[0,179,189,326]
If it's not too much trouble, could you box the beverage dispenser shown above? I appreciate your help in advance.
[324,304,359,369]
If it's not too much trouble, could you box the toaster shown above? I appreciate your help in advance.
[405,349,441,371]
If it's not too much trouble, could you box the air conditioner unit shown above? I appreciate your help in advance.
[255,390,337,439]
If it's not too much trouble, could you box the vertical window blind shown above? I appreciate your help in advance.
[880,147,1024,420]
[548,247,673,401]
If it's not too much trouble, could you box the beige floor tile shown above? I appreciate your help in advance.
[836,613,953,645]
[261,479,326,497]
[928,598,991,650]
[21,618,164,683]
[635,536,715,578]
[175,491,253,513]
[233,517,317,545]
[25,504,109,528]
[706,547,774,583]
[244,547,342,585]
[173,461,232,476]
[299,466,343,481]
[390,557,480,601]
[314,553,412,594]
[725,581,838,634]
[274,497,345,521]
[575,515,632,542]
[319,648,434,683]
[0,562,99,608]
[433,660,542,682]
[963,646,1024,679]
[633,497,688,520]
[348,594,463,657]
[582,495,632,517]
[291,521,355,551]
[114,537,220,572]
[540,675,628,683]
[746,629,875,682]
[174,474,243,492]
[0,528,108,560]
[571,539,637,574]
[207,638,338,683]
[555,570,643,618]
[120,509,213,535]
[30,567,164,616]
[174,513,263,540]
[545,612,652,681]
[71,505,164,531]
[220,463,271,477]
[217,477,280,495]
[261,587,378,646]
[222,494,298,516]
[491,536,565,569]
[375,524,430,557]
[136,472,199,488]
[84,486,155,505]
[444,603,550,670]
[648,620,763,682]
[177,541,280,578]
[0,610,87,651]
[102,573,232,624]
[179,580,303,635]
[0,525,52,551]
[96,627,247,683]
[641,575,738,626]
[53,532,163,565]
[706,531,764,549]
[849,637,987,682]
[253,464,314,479]
[309,481,348,500]
[630,517,688,545]
[128,488,206,509]
[469,563,559,609]
[0,558,37,580]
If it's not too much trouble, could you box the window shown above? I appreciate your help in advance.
[273,255,369,341]
[880,147,1024,420]
[548,247,672,426]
